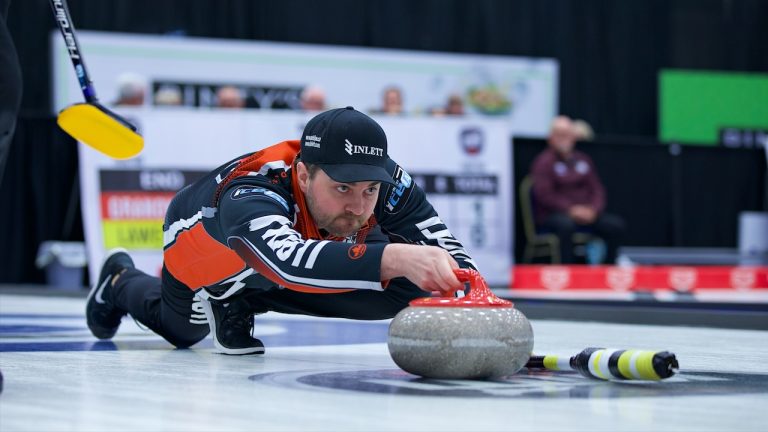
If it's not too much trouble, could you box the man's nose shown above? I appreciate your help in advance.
[345,195,366,216]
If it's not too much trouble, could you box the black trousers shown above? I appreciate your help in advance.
[540,212,626,264]
[112,266,426,349]
[111,267,208,349]
[241,278,426,320]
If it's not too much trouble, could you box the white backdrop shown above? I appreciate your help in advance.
[52,31,557,134]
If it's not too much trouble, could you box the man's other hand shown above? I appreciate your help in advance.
[568,205,597,224]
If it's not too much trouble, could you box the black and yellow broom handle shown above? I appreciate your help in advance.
[526,347,679,381]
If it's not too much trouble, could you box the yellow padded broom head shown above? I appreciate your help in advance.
[57,103,144,160]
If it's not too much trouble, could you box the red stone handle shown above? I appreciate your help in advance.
[410,268,512,308]
[451,268,492,300]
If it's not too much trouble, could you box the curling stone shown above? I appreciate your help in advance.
[388,269,533,379]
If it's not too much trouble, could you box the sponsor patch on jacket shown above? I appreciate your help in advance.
[348,244,367,260]
[384,165,413,214]
[231,186,290,212]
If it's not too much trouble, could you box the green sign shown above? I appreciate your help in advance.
[659,70,768,145]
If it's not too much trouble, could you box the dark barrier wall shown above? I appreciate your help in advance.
[0,117,82,283]
[513,137,767,262]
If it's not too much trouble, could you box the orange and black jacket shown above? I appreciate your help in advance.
[162,139,476,298]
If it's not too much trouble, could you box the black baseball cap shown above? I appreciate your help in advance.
[300,106,395,185]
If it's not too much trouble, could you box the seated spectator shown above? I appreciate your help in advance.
[379,86,404,115]
[114,72,146,106]
[215,85,246,109]
[300,85,327,111]
[530,115,625,263]
[154,85,183,106]
[445,94,465,116]
[430,94,465,117]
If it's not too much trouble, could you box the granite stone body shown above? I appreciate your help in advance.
[388,305,534,379]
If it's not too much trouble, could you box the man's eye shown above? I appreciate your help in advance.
[336,185,349,193]
[366,187,378,195]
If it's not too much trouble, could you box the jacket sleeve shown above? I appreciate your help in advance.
[375,159,477,270]
[217,184,387,292]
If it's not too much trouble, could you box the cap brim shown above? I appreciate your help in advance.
[319,163,397,185]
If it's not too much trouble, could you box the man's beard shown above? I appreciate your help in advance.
[305,193,368,237]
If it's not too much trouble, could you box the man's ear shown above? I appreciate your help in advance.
[296,161,310,193]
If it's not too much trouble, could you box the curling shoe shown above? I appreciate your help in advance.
[201,295,265,355]
[85,248,132,339]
